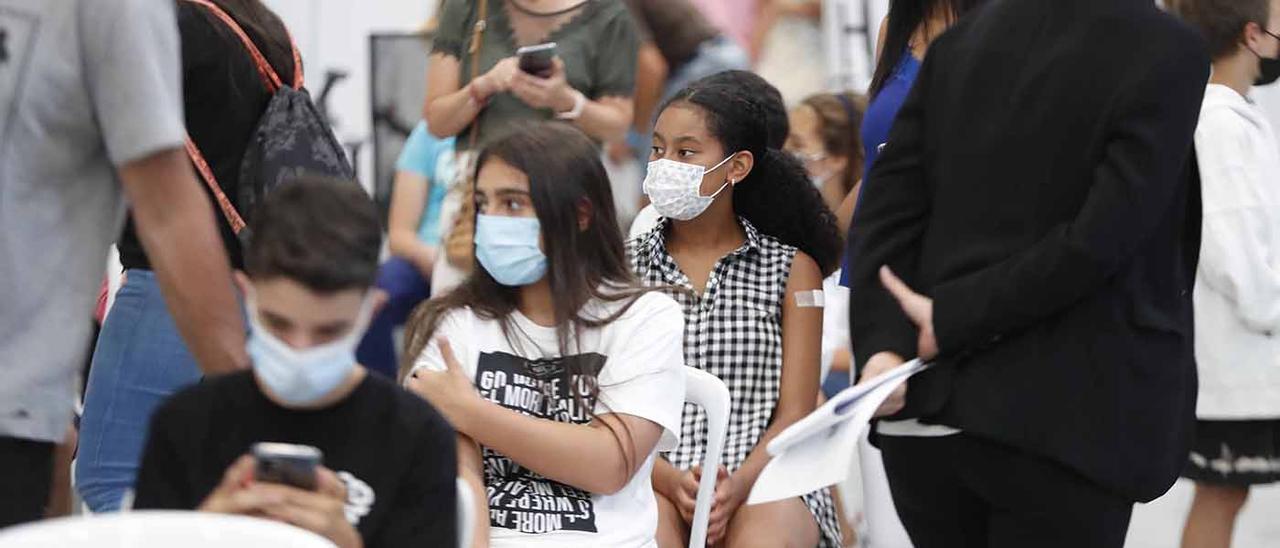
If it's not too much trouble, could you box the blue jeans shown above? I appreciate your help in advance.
[76,270,204,512]
[356,257,431,379]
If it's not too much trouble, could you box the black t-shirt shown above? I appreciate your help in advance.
[116,3,294,270]
[134,371,457,548]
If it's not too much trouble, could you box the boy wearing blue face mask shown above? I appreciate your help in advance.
[133,178,458,548]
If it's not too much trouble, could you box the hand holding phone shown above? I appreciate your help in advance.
[253,442,322,491]
[517,42,557,77]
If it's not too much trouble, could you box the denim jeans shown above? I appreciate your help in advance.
[356,257,431,379]
[75,269,203,512]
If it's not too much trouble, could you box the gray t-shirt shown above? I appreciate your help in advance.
[0,0,185,442]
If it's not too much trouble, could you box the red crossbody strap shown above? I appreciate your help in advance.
[181,0,302,90]
[184,135,247,235]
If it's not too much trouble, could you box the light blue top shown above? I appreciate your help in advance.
[396,121,456,246]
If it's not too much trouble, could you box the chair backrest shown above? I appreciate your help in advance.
[456,478,475,548]
[682,367,731,548]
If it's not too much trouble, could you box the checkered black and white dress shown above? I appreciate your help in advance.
[628,218,842,548]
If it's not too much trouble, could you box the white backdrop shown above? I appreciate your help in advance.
[262,0,436,188]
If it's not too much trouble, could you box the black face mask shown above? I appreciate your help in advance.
[1257,57,1280,86]
[1257,29,1280,86]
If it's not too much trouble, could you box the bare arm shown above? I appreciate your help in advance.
[632,43,669,133]
[387,170,438,276]
[457,434,490,548]
[120,148,248,374]
[460,406,663,495]
[728,252,824,495]
[570,95,635,143]
[423,53,514,139]
[406,341,666,495]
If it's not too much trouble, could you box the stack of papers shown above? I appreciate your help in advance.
[747,359,932,505]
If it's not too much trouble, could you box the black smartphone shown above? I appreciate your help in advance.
[517,42,557,77]
[253,442,322,491]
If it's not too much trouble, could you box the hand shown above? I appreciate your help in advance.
[509,58,576,112]
[858,352,907,417]
[879,266,938,360]
[471,57,519,103]
[704,466,743,545]
[666,467,700,523]
[404,338,482,432]
[199,456,363,548]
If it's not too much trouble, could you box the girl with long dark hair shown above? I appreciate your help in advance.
[629,71,844,547]
[403,122,687,547]
[835,0,987,237]
[77,0,299,512]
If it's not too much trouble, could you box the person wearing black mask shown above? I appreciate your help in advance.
[849,0,1210,546]
[1173,2,1280,547]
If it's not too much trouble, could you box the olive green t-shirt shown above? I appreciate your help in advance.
[433,0,640,149]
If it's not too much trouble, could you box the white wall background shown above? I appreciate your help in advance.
[262,0,437,187]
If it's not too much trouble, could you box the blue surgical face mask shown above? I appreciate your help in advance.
[246,294,374,407]
[475,214,548,286]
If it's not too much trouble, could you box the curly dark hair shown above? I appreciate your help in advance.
[661,71,843,276]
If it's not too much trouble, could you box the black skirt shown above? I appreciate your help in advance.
[1182,420,1280,486]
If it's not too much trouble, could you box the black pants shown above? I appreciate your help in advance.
[880,433,1133,548]
[0,437,54,528]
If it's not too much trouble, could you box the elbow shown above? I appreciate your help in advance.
[590,472,632,496]
[423,105,455,139]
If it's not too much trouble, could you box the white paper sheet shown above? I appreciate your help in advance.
[747,359,932,505]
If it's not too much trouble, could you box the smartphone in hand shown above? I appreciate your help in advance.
[517,42,557,77]
[253,442,322,491]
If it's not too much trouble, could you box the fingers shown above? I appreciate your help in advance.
[675,488,696,523]
[436,338,461,371]
[315,467,347,501]
[680,470,700,499]
[879,266,923,319]
[222,454,257,490]
[875,384,908,418]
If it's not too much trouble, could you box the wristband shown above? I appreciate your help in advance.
[555,89,586,121]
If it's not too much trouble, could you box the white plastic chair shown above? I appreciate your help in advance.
[0,511,334,548]
[683,367,731,548]
[456,478,475,548]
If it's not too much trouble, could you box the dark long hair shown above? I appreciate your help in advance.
[198,0,297,80]
[661,71,843,277]
[869,0,986,98]
[403,122,656,446]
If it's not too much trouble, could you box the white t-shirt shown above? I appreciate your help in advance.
[412,292,686,548]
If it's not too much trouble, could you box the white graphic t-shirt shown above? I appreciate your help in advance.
[413,292,686,548]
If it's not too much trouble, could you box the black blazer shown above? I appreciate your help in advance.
[848,0,1209,502]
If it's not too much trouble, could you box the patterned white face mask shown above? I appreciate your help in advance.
[642,155,735,221]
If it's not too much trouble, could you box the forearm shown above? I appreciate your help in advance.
[460,401,632,494]
[570,97,633,143]
[633,46,668,132]
[425,85,484,139]
[650,456,683,498]
[123,149,247,375]
[388,230,438,276]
